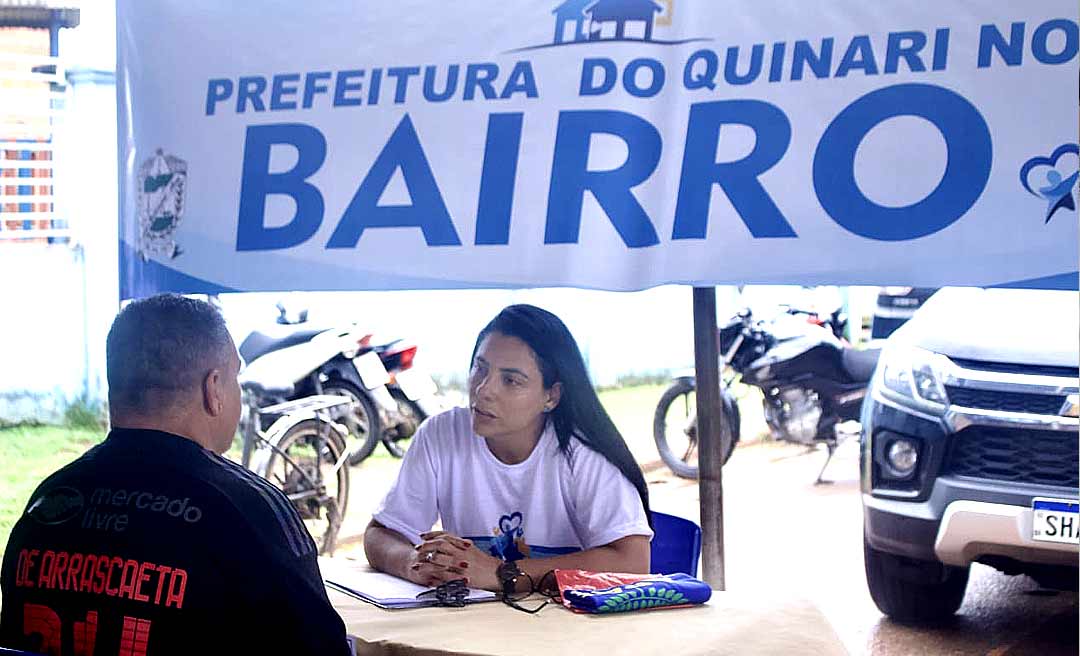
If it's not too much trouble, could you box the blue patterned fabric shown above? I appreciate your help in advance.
[562,573,711,613]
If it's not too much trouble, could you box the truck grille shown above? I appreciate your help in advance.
[945,386,1066,416]
[945,427,1079,488]
[950,358,1079,379]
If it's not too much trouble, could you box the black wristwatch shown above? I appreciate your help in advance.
[496,560,526,596]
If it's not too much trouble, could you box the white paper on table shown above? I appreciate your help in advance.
[319,558,496,609]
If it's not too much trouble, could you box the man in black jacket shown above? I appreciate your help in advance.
[0,294,351,655]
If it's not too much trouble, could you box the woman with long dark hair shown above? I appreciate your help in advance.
[364,304,652,592]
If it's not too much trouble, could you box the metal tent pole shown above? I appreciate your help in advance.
[692,286,727,590]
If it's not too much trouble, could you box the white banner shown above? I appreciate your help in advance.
[117,0,1079,297]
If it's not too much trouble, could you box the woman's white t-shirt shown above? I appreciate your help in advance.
[373,406,652,560]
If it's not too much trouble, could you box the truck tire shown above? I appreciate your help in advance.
[863,535,969,623]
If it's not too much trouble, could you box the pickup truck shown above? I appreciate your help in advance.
[860,287,1078,622]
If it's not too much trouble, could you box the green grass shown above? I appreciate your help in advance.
[0,425,105,554]
[598,383,670,464]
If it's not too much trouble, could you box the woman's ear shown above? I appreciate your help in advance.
[545,382,562,412]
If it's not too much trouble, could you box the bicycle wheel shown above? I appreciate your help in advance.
[264,419,350,555]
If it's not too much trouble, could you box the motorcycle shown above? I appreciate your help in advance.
[653,307,880,483]
[239,304,440,463]
[239,321,398,466]
[780,304,849,342]
[359,333,441,458]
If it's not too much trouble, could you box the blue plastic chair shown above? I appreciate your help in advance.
[649,511,702,576]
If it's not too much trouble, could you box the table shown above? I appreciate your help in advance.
[330,587,849,656]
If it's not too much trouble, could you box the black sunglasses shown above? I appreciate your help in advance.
[501,570,561,615]
[417,578,470,608]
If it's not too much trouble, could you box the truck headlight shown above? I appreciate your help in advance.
[886,438,919,477]
[879,346,949,407]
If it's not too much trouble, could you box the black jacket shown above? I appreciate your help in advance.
[0,428,351,655]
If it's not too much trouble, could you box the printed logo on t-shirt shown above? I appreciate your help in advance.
[489,512,529,561]
[466,512,581,560]
[27,487,85,526]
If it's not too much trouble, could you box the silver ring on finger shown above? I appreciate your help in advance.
[424,551,435,563]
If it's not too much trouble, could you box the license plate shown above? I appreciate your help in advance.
[1031,498,1079,545]
[352,351,391,389]
[395,368,437,400]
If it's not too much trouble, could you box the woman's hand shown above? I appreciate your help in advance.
[406,531,470,587]
[415,531,503,591]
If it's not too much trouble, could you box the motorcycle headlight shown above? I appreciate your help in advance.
[879,345,949,407]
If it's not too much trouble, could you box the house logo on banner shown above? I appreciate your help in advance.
[552,0,665,44]
[136,149,188,261]
[520,0,706,52]
[1020,143,1079,224]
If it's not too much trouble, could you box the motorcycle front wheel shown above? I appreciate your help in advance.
[382,388,427,458]
[653,379,738,479]
[320,378,382,466]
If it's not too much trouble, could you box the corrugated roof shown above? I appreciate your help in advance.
[0,1,80,29]
[0,1,79,7]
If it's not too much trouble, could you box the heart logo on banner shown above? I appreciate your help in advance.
[1019,144,1079,223]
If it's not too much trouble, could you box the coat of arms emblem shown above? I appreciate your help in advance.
[137,149,187,260]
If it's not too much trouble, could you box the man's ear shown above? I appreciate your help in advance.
[203,368,224,416]
[545,381,562,412]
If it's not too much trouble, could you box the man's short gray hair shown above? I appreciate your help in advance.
[106,294,233,413]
